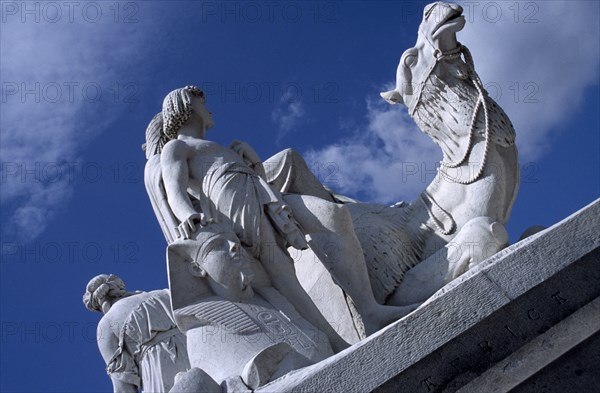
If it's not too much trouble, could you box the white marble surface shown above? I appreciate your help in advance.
[257,199,599,392]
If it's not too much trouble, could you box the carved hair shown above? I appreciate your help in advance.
[162,86,205,139]
[142,112,170,158]
[82,274,127,312]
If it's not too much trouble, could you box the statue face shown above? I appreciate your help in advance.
[191,94,215,130]
[201,233,254,298]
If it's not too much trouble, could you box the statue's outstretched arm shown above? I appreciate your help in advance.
[161,140,202,239]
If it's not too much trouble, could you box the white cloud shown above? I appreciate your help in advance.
[0,10,150,241]
[457,0,600,160]
[271,97,305,144]
[306,1,599,204]
[305,99,441,204]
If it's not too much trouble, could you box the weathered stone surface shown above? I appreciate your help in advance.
[170,368,221,393]
[510,331,600,393]
[457,296,600,392]
[258,199,600,393]
[294,247,363,344]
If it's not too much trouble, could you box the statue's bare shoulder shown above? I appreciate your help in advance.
[161,138,192,160]
[162,138,230,161]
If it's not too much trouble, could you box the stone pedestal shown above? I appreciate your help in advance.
[258,199,600,392]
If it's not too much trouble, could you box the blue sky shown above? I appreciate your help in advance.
[1,1,598,391]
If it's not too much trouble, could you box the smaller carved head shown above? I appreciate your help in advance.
[162,86,212,139]
[189,226,255,299]
[82,274,127,314]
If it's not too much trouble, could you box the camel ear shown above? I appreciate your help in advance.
[380,90,403,105]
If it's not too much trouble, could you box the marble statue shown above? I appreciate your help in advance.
[165,224,335,390]
[83,274,190,392]
[143,87,413,342]
[376,1,518,303]
[109,0,525,387]
[264,1,518,312]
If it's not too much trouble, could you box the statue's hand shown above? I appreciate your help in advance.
[230,140,266,179]
[177,212,209,239]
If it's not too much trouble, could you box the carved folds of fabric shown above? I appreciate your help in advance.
[106,290,189,392]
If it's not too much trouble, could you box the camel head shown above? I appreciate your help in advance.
[381,2,465,109]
